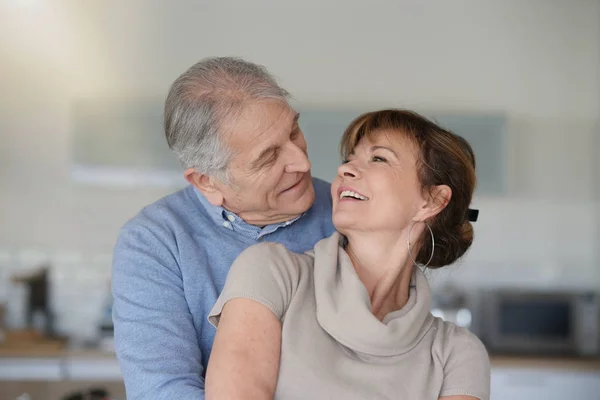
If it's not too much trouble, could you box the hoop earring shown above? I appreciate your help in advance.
[407,221,435,271]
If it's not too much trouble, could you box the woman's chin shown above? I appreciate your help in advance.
[332,216,358,234]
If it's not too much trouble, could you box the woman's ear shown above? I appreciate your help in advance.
[417,185,452,221]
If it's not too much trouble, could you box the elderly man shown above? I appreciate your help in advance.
[111,57,335,399]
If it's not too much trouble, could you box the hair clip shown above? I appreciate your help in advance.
[467,208,479,222]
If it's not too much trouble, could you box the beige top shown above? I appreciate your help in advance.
[209,232,490,400]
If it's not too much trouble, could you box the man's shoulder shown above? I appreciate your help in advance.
[312,177,332,198]
[120,185,201,235]
[310,177,333,214]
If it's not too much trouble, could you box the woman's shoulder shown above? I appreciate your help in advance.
[431,318,491,399]
[431,317,490,367]
[209,242,316,327]
[434,317,489,353]
[231,241,315,277]
[238,240,313,261]
[235,232,341,269]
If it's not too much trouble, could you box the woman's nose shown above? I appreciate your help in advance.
[337,162,359,179]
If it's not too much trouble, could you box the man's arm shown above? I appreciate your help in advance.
[112,219,205,399]
[205,298,282,400]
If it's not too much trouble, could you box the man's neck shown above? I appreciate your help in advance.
[234,209,302,227]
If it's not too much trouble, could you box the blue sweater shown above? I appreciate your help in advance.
[112,178,335,399]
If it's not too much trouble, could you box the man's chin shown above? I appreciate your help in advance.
[282,181,315,215]
[299,184,316,212]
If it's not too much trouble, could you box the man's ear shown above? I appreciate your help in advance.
[416,184,452,222]
[184,168,224,206]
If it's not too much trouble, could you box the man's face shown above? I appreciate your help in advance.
[204,101,315,226]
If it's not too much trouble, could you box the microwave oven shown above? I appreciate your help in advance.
[472,289,600,357]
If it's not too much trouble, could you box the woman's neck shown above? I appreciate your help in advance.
[344,231,416,321]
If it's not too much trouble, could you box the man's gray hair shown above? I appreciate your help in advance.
[164,57,290,182]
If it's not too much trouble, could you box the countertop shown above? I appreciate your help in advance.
[1,347,599,371]
[0,329,115,359]
[490,355,600,372]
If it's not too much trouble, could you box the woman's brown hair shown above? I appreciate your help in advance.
[340,109,477,268]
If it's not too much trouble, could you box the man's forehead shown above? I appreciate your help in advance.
[224,101,296,148]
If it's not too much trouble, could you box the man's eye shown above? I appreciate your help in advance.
[265,152,278,165]
[372,156,387,162]
[259,151,279,169]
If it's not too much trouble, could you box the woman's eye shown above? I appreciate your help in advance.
[372,156,387,162]
[341,159,350,164]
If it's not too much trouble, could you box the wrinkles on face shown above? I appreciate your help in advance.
[212,100,314,224]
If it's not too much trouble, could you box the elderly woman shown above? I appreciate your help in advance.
[205,109,490,400]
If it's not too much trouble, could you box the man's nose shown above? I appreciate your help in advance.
[284,144,311,173]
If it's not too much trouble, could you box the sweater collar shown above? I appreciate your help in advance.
[312,232,434,357]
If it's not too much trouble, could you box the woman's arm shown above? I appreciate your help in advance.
[205,298,282,400]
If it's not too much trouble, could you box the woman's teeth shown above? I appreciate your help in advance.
[339,190,368,200]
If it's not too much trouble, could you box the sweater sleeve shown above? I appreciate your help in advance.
[112,216,206,400]
[439,325,491,400]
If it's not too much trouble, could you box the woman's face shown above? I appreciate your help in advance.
[331,130,428,235]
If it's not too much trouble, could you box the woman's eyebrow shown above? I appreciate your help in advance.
[370,145,398,157]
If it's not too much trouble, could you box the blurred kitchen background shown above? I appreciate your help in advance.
[1,0,599,399]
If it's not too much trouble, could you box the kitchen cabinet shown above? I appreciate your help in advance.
[491,367,600,400]
[70,98,185,187]
[297,108,508,196]
[70,99,510,194]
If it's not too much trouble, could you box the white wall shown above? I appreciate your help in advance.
[0,0,599,338]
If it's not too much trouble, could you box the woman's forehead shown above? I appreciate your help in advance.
[351,129,414,151]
